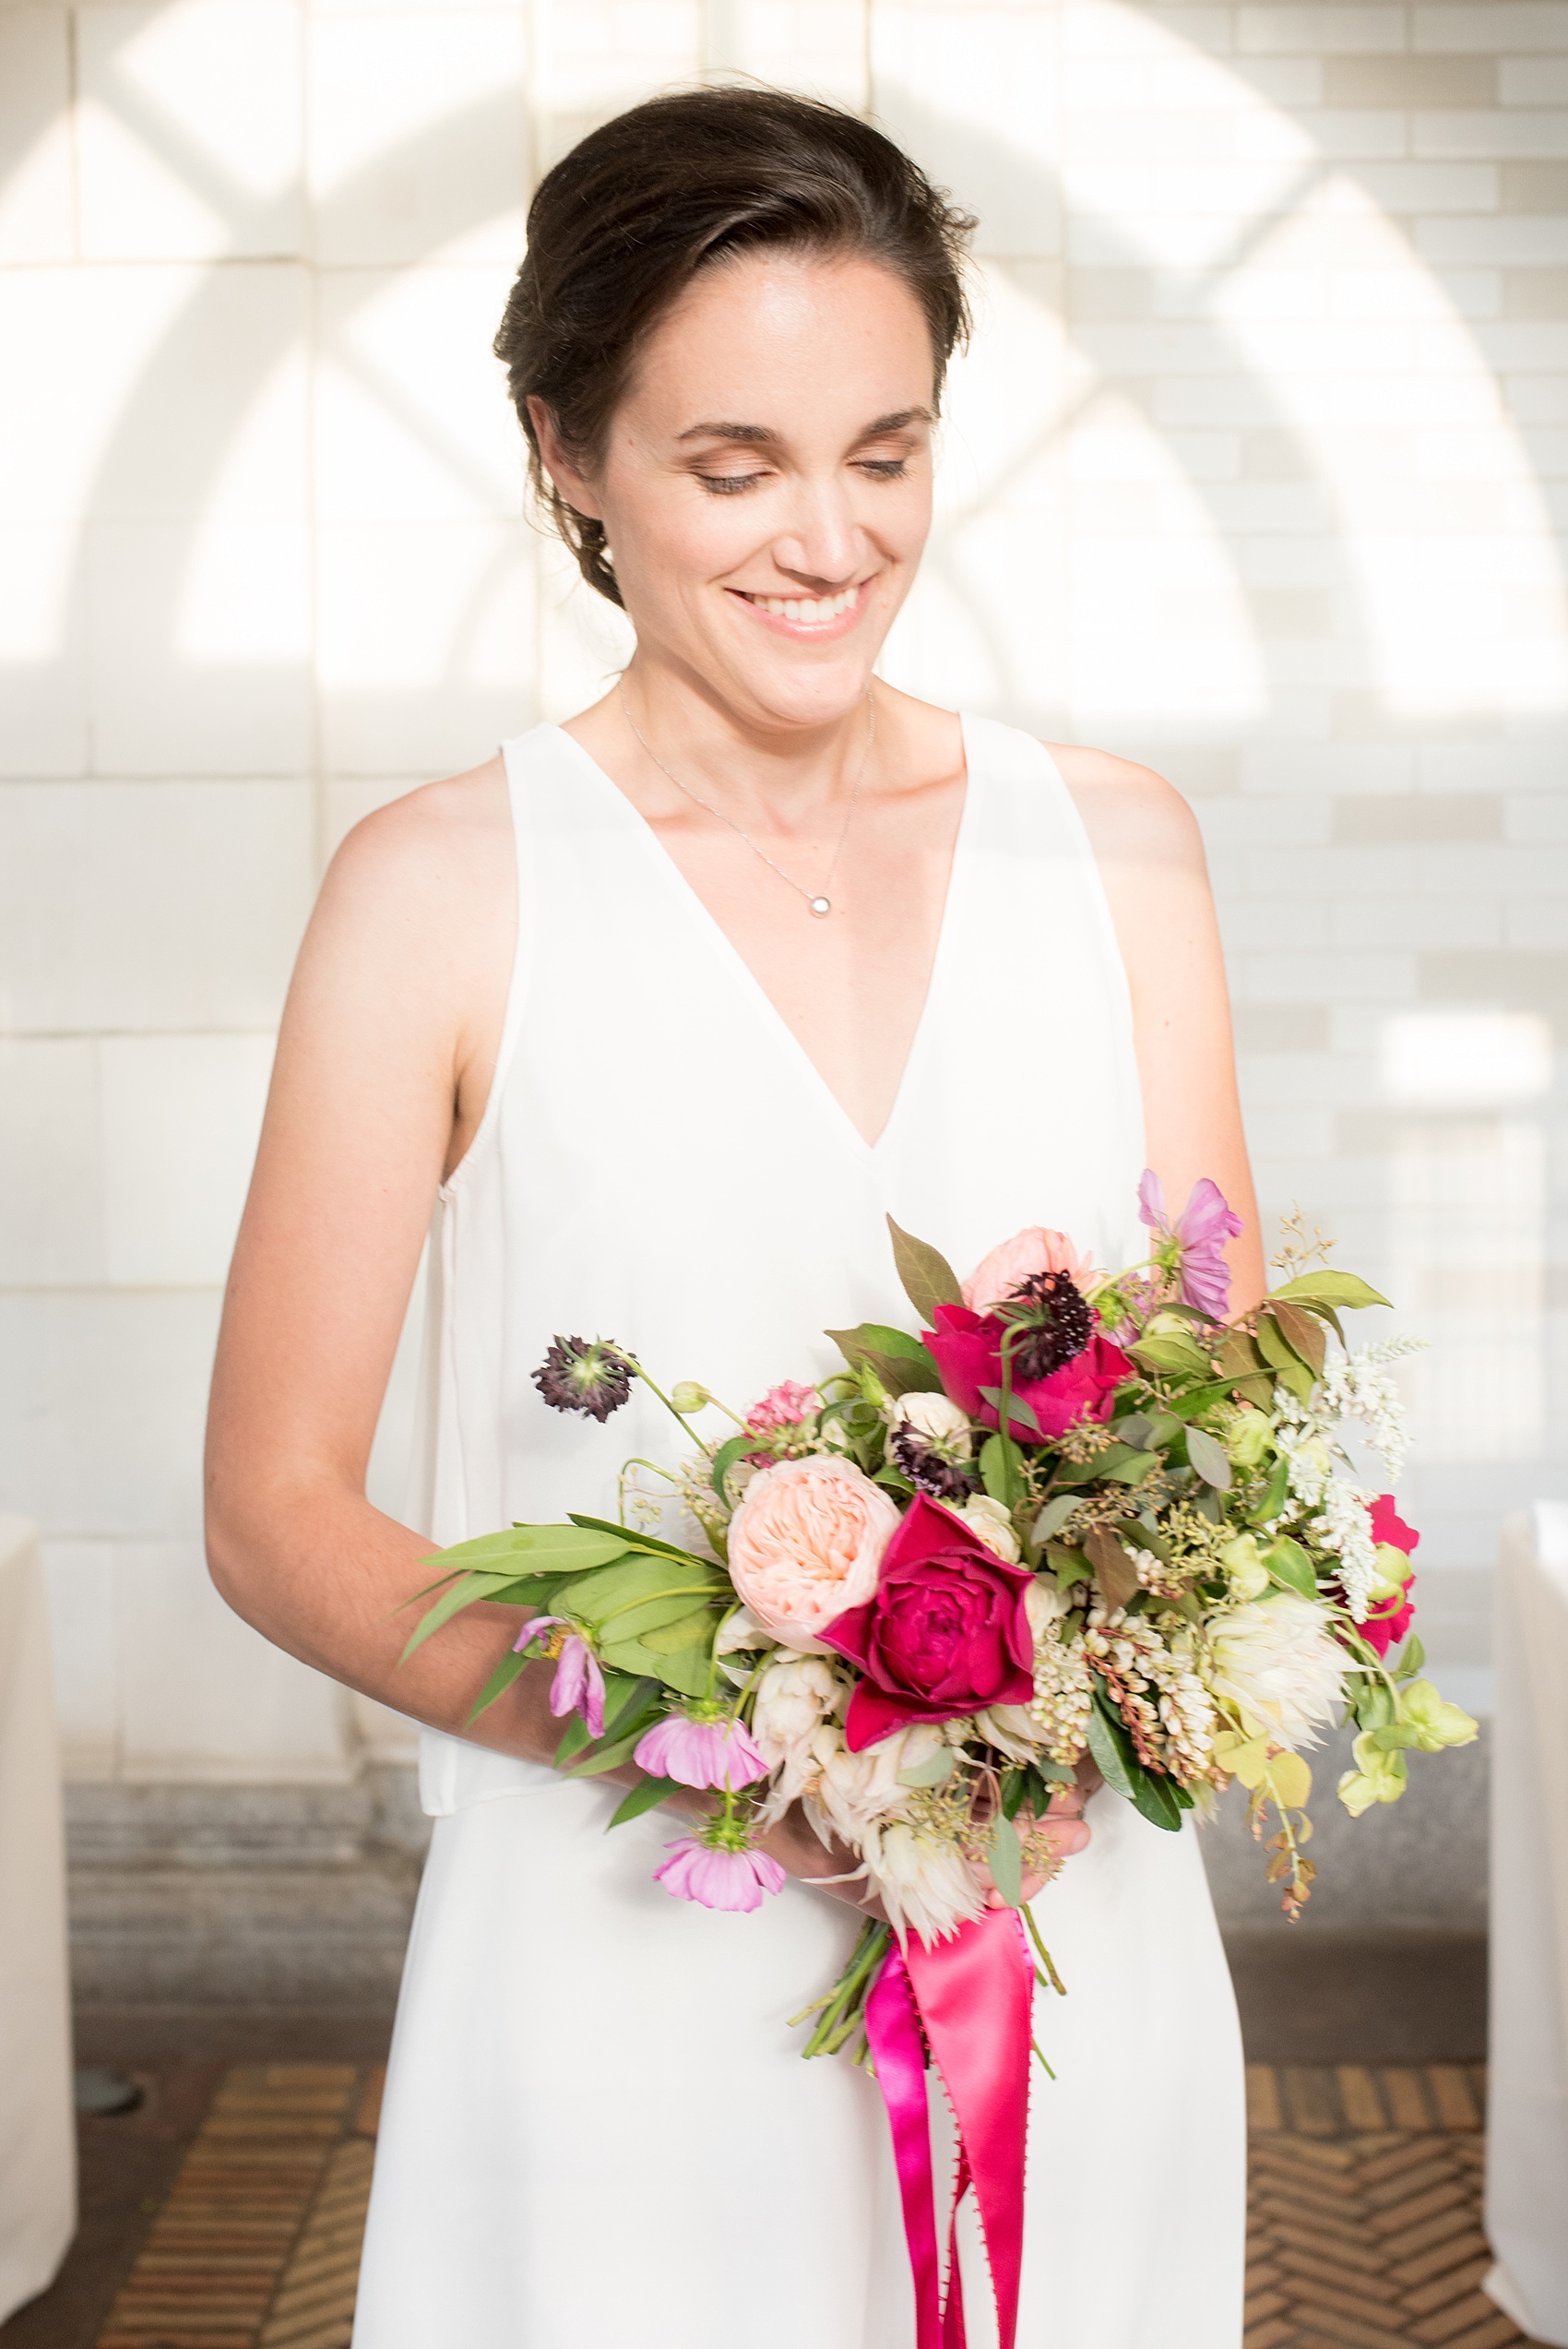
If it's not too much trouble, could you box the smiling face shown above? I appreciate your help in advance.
[533,249,939,734]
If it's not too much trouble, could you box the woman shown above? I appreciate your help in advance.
[207,88,1257,2349]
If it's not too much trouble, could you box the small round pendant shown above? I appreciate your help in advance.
[809,896,831,917]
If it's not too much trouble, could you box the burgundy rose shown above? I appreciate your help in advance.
[921,1304,1133,1442]
[1360,1493,1419,1658]
[822,1495,1035,1751]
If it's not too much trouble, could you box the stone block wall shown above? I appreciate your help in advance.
[1,6,1562,1936]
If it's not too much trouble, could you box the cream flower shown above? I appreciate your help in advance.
[727,1457,901,1651]
[952,1493,1022,1563]
[888,1391,973,1455]
[1206,1592,1346,1751]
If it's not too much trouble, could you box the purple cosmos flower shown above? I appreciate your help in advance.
[633,1712,769,1791]
[653,1835,787,1912]
[1138,1169,1244,1321]
[512,1614,604,1739]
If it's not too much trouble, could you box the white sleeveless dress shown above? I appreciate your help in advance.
[351,716,1246,2349]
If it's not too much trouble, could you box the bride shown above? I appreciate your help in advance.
[207,84,1257,2349]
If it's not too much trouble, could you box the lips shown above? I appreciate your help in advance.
[730,578,871,634]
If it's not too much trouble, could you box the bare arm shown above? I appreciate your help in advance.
[1052,745,1266,1317]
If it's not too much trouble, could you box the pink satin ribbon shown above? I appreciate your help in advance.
[864,1908,1033,2349]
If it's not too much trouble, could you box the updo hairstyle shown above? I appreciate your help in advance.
[494,86,975,607]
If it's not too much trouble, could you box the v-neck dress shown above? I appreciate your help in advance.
[351,716,1246,2349]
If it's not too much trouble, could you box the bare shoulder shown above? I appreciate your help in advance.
[321,754,512,922]
[1042,742,1206,876]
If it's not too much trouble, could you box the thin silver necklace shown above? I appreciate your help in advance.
[617,682,875,918]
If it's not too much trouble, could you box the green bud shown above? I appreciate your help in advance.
[1225,1411,1272,1471]
[1218,1532,1271,1603]
[670,1381,711,1414]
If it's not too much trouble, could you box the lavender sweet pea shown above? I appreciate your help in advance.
[1137,1169,1243,1321]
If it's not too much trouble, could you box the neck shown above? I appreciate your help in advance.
[617,654,876,828]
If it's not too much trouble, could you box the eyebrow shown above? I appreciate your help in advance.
[674,407,934,447]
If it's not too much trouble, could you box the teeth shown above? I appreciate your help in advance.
[751,585,861,623]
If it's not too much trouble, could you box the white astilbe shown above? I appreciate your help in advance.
[860,1818,986,1945]
[1206,1592,1346,1749]
[1311,1476,1381,1620]
[1315,1338,1421,1483]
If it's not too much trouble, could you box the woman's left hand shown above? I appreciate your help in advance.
[976,1768,1098,1911]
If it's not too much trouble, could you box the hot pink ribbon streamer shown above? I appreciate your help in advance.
[864,1908,1033,2349]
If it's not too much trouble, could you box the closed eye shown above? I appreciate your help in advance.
[696,471,767,495]
[857,459,909,479]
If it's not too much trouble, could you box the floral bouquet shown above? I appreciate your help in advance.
[402,1175,1475,2349]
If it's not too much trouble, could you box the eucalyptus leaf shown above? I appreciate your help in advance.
[1104,1449,1160,1487]
[987,1812,1023,1909]
[885,1214,964,1324]
[1184,1425,1233,1490]
[827,1322,932,1367]
[1264,1537,1316,1600]
[710,1435,750,1501]
[979,1435,1011,1504]
[1270,1299,1327,1377]
[1086,1695,1136,1801]
[1033,1494,1082,1544]
[1086,1525,1141,1613]
[979,1385,1042,1437]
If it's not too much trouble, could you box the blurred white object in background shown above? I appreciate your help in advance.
[1486,1504,1568,2347]
[0,1513,75,2322]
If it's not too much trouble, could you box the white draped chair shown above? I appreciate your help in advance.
[1485,1503,1568,2347]
[0,1514,76,2322]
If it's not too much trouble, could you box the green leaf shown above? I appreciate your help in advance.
[710,1435,751,1500]
[1087,1689,1183,1830]
[1248,1455,1291,1526]
[465,1646,531,1723]
[1269,1299,1326,1377]
[1104,1449,1160,1486]
[886,1214,964,1325]
[979,1434,1011,1504]
[607,1775,683,1830]
[431,1524,631,1577]
[1273,1270,1391,1314]
[1000,1768,1027,1821]
[1264,1536,1316,1600]
[640,1605,719,1654]
[600,1635,713,1699]
[1085,1525,1141,1613]
[398,1570,493,1665]
[1184,1425,1233,1490]
[567,1552,725,1641]
[554,1712,595,1765]
[599,1674,659,1742]
[566,1514,712,1567]
[566,1727,656,1777]
[979,1385,1042,1437]
[897,1747,957,1788]
[987,1812,1023,1908]
[1395,1633,1426,1681]
[1132,1335,1212,1377]
[1033,1494,1082,1544]
[826,1326,944,1398]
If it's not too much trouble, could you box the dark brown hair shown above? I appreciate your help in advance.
[494,86,975,606]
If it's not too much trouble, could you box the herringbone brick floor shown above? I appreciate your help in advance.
[87,2061,1535,2347]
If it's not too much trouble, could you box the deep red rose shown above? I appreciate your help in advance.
[1358,1493,1419,1656]
[821,1495,1036,1750]
[921,1304,1133,1442]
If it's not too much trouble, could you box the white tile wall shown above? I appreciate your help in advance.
[3,0,1563,1779]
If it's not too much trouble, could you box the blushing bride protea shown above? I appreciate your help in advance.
[1206,1592,1346,1751]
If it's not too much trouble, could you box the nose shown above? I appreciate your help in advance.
[770,477,863,590]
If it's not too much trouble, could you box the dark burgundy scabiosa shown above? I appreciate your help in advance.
[890,1425,979,1503]
[1001,1269,1093,1382]
[533,1336,634,1422]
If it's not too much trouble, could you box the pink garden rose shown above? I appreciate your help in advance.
[1360,1494,1419,1658]
[963,1226,1094,1312]
[823,1495,1036,1750]
[921,1304,1132,1442]
[726,1457,901,1651]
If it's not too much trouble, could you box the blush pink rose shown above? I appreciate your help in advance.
[963,1226,1094,1311]
[726,1457,901,1652]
